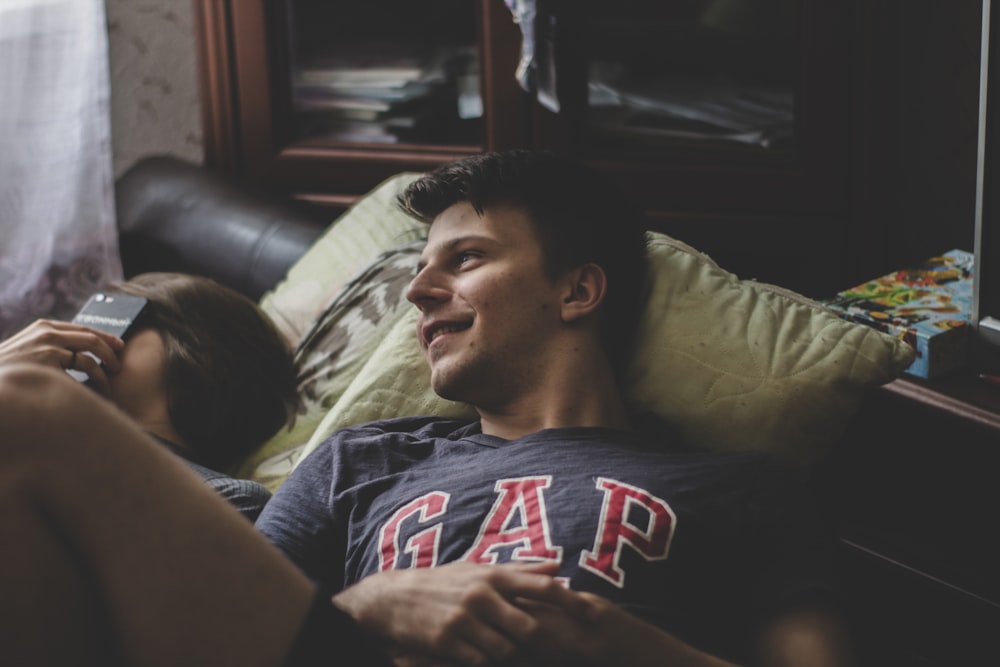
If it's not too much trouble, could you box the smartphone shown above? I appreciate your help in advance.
[68,292,149,381]
[72,292,149,338]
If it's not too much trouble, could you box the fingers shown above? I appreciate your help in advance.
[335,569,514,666]
[38,323,123,398]
[336,562,598,667]
[0,319,124,383]
[73,351,114,397]
[493,562,598,624]
[424,564,596,663]
[54,324,125,374]
[435,579,530,663]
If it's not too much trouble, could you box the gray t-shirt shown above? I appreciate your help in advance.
[257,417,836,660]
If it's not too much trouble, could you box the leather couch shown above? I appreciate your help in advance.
[116,155,329,299]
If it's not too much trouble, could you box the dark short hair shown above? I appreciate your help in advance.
[113,272,299,471]
[397,150,649,378]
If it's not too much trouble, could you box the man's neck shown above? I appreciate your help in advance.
[475,351,631,441]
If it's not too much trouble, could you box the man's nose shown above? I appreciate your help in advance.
[406,267,444,309]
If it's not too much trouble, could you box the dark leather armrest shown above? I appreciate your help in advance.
[115,156,329,301]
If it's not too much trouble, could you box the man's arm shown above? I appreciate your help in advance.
[520,593,856,667]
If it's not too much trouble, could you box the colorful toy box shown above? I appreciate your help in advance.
[824,249,974,379]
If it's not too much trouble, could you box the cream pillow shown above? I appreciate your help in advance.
[246,182,914,486]
[259,172,424,346]
[625,234,914,465]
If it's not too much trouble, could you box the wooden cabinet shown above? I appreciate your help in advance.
[193,0,980,297]
[818,373,1000,666]
[195,0,523,207]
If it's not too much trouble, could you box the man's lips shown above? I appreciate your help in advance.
[421,320,472,347]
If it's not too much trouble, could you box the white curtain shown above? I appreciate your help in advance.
[0,0,122,338]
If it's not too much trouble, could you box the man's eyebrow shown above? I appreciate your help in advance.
[419,234,498,266]
[442,234,496,251]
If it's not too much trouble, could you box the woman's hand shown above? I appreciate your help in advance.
[0,319,124,396]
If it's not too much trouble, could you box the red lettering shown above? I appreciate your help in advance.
[463,477,562,564]
[378,492,449,571]
[579,477,675,587]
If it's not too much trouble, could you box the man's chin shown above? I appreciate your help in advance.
[430,380,461,403]
[429,369,471,403]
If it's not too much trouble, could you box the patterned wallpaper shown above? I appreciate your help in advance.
[105,0,203,178]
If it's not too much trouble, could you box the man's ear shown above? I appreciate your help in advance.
[561,263,607,323]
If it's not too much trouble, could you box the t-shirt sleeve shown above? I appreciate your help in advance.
[255,438,345,589]
[207,477,272,522]
[178,457,272,522]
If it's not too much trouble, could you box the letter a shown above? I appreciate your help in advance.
[464,477,562,564]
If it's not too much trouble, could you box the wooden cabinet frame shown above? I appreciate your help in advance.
[194,0,524,207]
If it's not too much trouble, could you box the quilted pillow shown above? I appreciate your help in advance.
[626,234,914,465]
[259,172,424,346]
[245,184,914,487]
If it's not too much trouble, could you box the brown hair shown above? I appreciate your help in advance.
[113,272,298,471]
[398,150,649,380]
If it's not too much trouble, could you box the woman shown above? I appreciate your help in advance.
[0,272,299,519]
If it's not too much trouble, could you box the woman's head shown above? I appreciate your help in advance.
[112,273,299,470]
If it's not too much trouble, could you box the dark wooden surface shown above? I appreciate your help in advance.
[817,369,1000,666]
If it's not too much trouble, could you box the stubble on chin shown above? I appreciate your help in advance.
[428,356,481,404]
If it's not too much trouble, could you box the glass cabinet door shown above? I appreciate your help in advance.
[197,0,523,204]
[282,0,482,148]
[583,0,798,161]
[529,0,848,221]
[197,0,851,285]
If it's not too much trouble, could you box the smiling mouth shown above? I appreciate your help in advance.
[427,322,471,345]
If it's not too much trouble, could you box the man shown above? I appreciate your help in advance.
[256,150,857,666]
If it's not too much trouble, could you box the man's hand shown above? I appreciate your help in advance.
[516,592,745,667]
[377,591,736,667]
[338,566,852,667]
[0,319,123,395]
[333,561,595,667]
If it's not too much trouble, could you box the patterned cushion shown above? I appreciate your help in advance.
[234,241,461,489]
[259,173,424,347]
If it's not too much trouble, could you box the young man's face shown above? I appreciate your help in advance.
[406,201,568,408]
